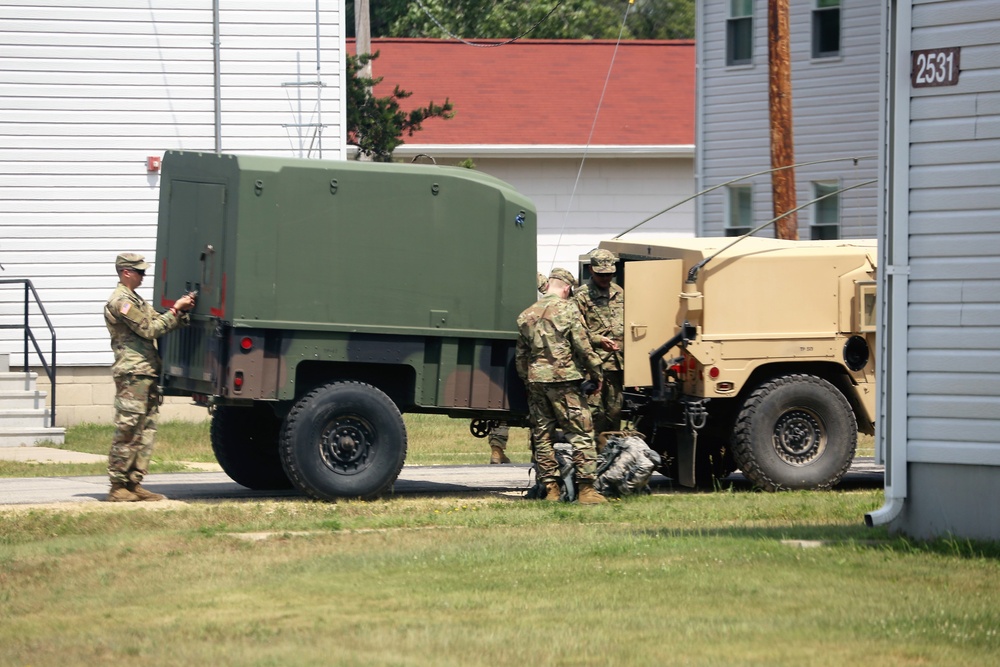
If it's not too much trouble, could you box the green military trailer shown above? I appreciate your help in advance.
[154,151,537,500]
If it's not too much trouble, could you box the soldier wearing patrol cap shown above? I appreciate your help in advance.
[103,252,197,502]
[574,248,625,436]
[486,271,554,464]
[515,267,607,504]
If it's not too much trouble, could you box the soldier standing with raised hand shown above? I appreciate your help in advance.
[575,248,625,436]
[104,253,196,502]
[516,267,606,504]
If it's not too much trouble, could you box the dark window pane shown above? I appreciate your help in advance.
[812,8,840,58]
[811,224,840,240]
[727,17,752,65]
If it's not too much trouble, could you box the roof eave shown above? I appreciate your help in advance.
[353,144,695,159]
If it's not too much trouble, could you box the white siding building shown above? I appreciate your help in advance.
[867,0,1000,540]
[1,1,345,424]
[696,1,880,239]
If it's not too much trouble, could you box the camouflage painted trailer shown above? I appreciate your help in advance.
[154,151,536,500]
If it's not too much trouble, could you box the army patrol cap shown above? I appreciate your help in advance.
[548,267,577,288]
[115,253,149,271]
[536,272,549,292]
[590,248,618,274]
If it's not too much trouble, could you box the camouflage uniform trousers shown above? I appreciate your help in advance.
[488,422,510,450]
[588,369,623,436]
[108,374,160,485]
[527,381,598,483]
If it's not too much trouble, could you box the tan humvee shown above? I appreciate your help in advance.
[596,236,877,491]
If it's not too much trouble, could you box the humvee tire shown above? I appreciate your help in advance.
[210,404,293,490]
[733,374,856,491]
[280,381,407,501]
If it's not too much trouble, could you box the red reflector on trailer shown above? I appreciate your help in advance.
[709,366,720,379]
[233,372,244,391]
[240,337,253,351]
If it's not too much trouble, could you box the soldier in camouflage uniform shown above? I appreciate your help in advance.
[487,272,550,464]
[104,253,196,502]
[574,248,625,436]
[516,267,607,504]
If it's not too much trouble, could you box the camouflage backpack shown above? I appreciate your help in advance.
[594,433,661,498]
[526,432,660,501]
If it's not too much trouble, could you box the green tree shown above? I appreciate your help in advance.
[345,0,411,38]
[346,52,454,162]
[386,0,695,41]
[628,0,696,39]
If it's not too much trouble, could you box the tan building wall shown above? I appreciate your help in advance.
[34,366,209,427]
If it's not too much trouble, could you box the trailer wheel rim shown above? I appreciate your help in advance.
[319,415,375,475]
[772,407,826,466]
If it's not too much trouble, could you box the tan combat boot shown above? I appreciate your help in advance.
[577,482,607,505]
[543,481,562,502]
[106,482,140,502]
[127,483,167,502]
[490,445,511,464]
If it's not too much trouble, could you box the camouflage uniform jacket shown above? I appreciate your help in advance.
[516,293,603,384]
[104,283,188,378]
[574,280,624,370]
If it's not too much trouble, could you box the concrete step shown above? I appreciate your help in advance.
[0,427,66,447]
[0,390,49,410]
[0,371,37,392]
[0,408,55,428]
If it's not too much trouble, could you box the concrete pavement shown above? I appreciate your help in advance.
[0,464,540,505]
[0,446,107,464]
[0,448,884,506]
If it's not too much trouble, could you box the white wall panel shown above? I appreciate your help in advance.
[0,0,345,365]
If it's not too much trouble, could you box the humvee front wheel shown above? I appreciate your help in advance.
[210,404,293,490]
[733,374,856,491]
[280,382,407,501]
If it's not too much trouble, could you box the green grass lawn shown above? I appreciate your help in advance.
[1,491,998,666]
[1,418,995,665]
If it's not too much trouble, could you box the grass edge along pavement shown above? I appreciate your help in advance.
[1,492,999,666]
[1,415,874,478]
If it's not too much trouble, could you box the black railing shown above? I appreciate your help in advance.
[0,279,57,425]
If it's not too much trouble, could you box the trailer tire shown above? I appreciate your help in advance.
[280,382,407,501]
[733,374,856,491]
[210,404,293,490]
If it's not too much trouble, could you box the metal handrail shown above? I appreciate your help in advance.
[0,279,57,425]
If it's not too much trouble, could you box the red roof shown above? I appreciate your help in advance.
[349,38,694,146]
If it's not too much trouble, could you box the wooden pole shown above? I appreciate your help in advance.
[768,0,798,239]
[355,0,372,79]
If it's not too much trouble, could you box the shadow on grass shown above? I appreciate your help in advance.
[635,523,1000,561]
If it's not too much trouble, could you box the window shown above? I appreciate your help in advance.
[811,181,840,240]
[812,0,841,58]
[726,0,753,66]
[726,185,753,237]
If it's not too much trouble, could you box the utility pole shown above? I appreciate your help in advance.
[354,0,373,160]
[768,0,798,239]
[355,0,372,79]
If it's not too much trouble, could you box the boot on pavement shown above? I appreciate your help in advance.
[544,481,562,501]
[576,482,607,505]
[106,482,140,502]
[127,482,167,502]
[490,445,511,465]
